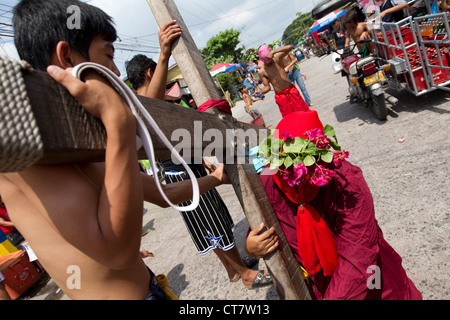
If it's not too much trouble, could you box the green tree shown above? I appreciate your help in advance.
[200,28,244,70]
[201,28,245,101]
[282,12,315,46]
[268,40,281,50]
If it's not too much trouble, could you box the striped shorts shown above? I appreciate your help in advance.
[164,166,235,255]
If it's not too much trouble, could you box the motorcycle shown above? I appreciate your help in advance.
[334,40,397,121]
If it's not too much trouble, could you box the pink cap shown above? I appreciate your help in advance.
[258,45,272,64]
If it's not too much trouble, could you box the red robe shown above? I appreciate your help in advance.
[259,161,422,300]
[274,84,310,118]
[0,207,13,235]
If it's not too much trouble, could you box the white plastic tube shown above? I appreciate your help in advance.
[72,63,200,211]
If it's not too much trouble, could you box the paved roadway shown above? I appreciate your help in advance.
[30,54,449,300]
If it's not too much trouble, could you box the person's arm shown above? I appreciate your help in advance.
[142,164,229,208]
[0,217,14,228]
[144,21,182,100]
[344,31,351,50]
[332,37,338,50]
[380,0,408,18]
[360,23,372,40]
[284,53,298,72]
[47,66,143,269]
[258,71,272,94]
[268,45,293,61]
[362,24,375,53]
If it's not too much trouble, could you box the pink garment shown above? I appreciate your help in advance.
[258,45,272,64]
[198,99,232,115]
[259,161,422,300]
[275,84,310,118]
[0,207,13,235]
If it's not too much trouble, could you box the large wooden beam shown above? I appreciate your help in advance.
[146,0,221,106]
[0,0,311,300]
[147,0,311,300]
[17,68,262,166]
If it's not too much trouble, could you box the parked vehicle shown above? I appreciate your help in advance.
[335,40,397,120]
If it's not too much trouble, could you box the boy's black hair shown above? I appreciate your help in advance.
[125,54,157,91]
[13,0,117,71]
[343,10,359,25]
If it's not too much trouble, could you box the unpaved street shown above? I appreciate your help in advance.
[30,54,449,301]
[140,54,449,300]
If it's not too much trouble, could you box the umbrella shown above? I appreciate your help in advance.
[210,63,242,77]
[310,9,346,33]
[247,63,258,72]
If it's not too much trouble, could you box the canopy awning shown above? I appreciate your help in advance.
[210,63,242,77]
[310,9,346,33]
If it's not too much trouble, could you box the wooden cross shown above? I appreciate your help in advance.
[147,0,310,300]
[0,0,311,300]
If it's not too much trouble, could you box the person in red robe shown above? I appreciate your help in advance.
[257,45,310,118]
[245,111,422,300]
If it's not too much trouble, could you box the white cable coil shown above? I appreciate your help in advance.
[72,62,200,212]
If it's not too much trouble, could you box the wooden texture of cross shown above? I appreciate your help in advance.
[0,0,311,300]
[147,0,310,300]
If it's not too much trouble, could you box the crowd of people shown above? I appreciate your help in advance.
[0,0,427,301]
[238,44,314,123]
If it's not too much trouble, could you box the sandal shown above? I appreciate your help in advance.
[246,270,273,290]
[243,256,259,269]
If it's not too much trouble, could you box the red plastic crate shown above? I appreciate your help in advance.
[377,27,416,59]
[0,250,41,300]
[405,52,450,92]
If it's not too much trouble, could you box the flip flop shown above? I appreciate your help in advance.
[246,270,273,290]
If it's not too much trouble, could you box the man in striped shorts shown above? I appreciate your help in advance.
[126,36,272,289]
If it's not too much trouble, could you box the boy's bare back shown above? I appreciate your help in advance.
[258,46,294,93]
[0,163,150,300]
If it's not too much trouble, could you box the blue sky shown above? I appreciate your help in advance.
[0,0,317,75]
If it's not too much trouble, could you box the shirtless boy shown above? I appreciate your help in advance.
[0,0,229,300]
[239,85,265,123]
[257,45,309,118]
[343,10,374,57]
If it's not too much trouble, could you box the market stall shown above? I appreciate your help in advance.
[308,10,347,56]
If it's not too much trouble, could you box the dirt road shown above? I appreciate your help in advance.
[30,54,449,300]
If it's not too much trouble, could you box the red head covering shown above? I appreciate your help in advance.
[274,110,324,140]
[258,45,272,64]
[198,99,232,115]
[272,111,338,276]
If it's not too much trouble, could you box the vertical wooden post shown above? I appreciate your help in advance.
[146,0,221,106]
[146,0,311,300]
